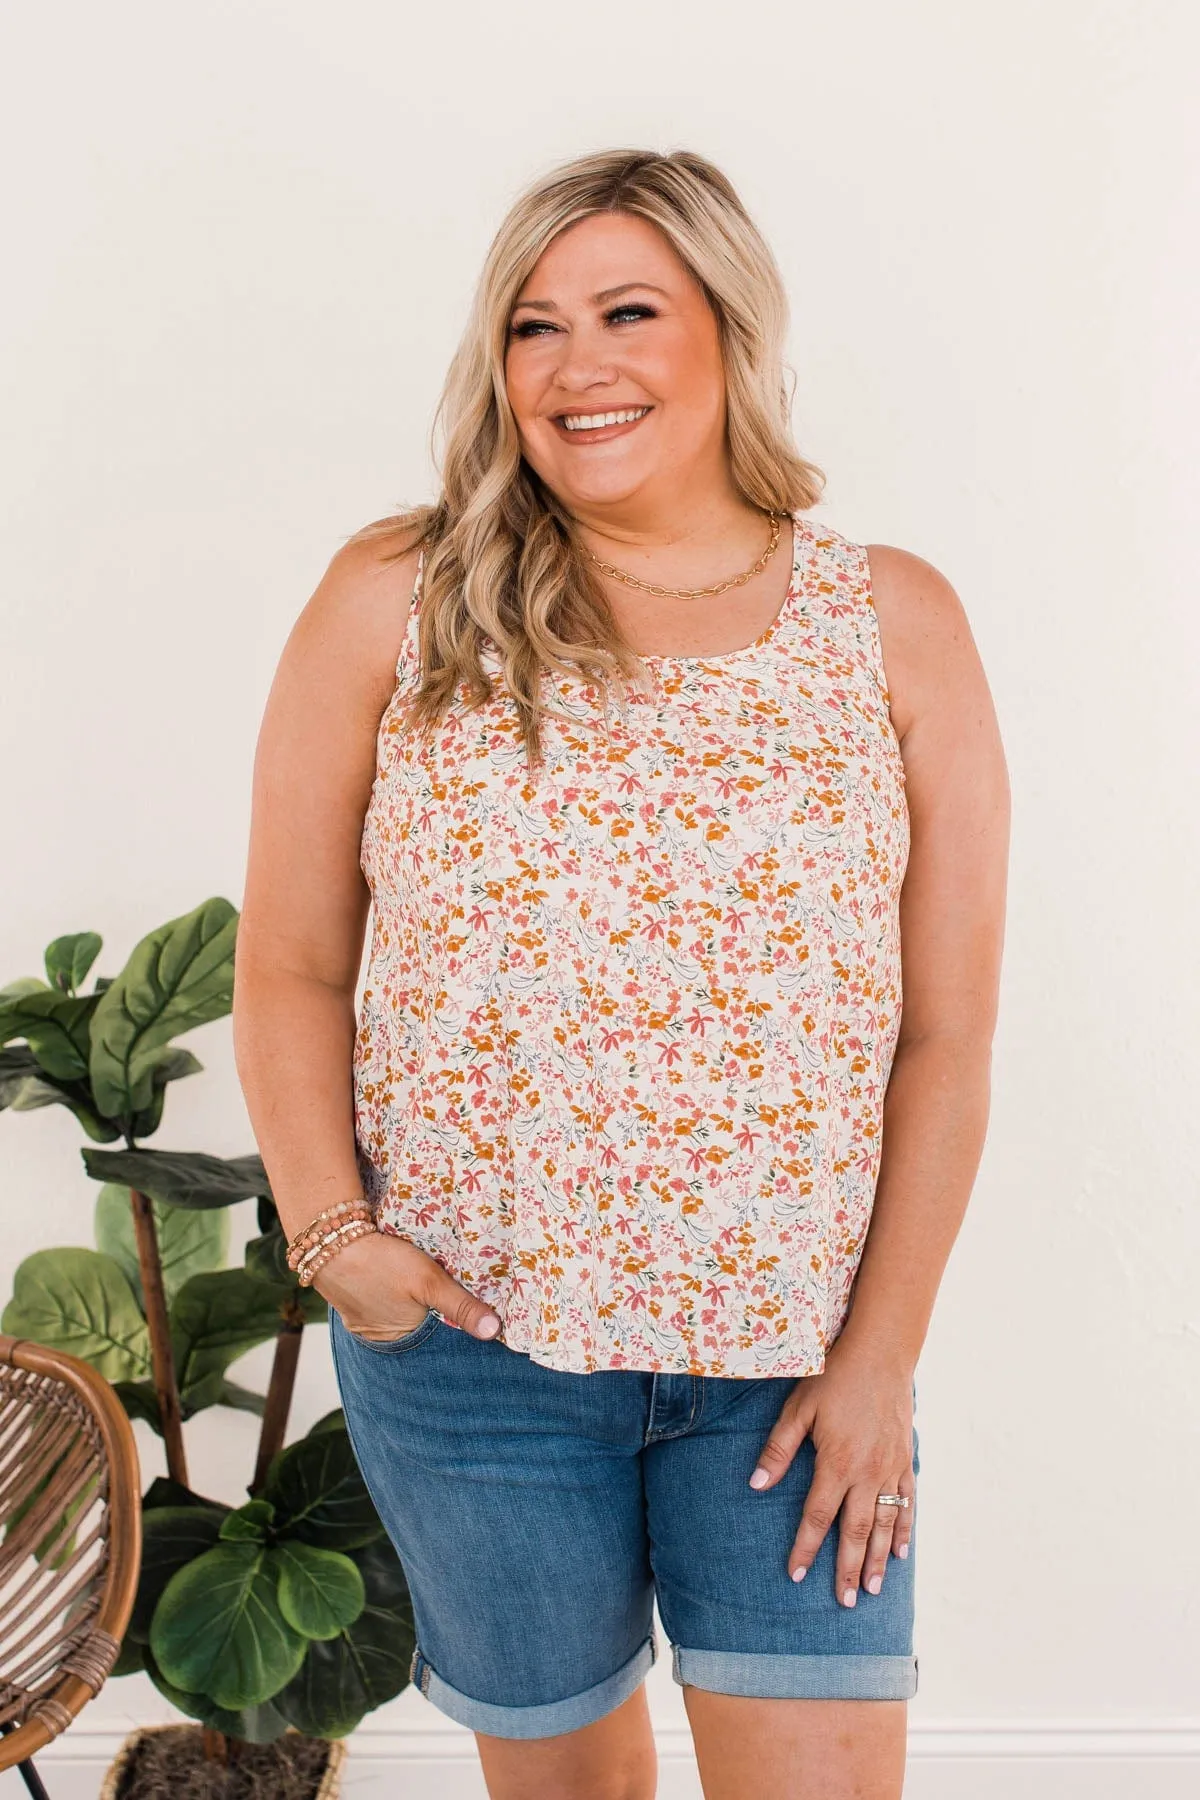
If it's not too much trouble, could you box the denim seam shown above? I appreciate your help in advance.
[328,1326,373,1493]
[643,1373,701,1443]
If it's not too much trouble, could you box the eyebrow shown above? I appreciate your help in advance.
[510,281,670,314]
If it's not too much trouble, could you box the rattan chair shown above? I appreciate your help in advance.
[0,1331,142,1799]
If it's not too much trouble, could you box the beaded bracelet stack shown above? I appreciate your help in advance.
[285,1197,376,1288]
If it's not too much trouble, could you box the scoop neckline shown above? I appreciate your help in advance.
[635,512,804,668]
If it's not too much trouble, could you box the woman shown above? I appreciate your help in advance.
[233,149,1009,1800]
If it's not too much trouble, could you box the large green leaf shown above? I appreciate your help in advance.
[142,1475,224,1512]
[271,1542,366,1641]
[262,1425,383,1552]
[88,898,238,1120]
[307,1408,347,1437]
[218,1500,276,1544]
[141,1644,293,1744]
[113,1380,166,1433]
[213,1378,267,1418]
[244,1219,293,1287]
[272,1534,414,1738]
[1,1248,150,1381]
[129,1503,230,1642]
[0,1045,42,1108]
[0,988,100,1082]
[0,983,116,1139]
[114,1374,266,1435]
[109,1633,146,1679]
[44,932,103,994]
[149,1541,308,1710]
[81,1146,270,1211]
[129,1046,205,1140]
[4,1063,122,1141]
[94,1182,228,1308]
[170,1269,289,1410]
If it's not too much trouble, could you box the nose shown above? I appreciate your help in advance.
[550,324,620,395]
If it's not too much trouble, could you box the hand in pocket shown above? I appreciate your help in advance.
[313,1232,502,1342]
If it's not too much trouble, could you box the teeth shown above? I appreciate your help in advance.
[560,407,650,431]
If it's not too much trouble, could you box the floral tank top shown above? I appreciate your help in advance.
[353,511,910,1377]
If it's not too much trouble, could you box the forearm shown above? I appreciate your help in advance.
[232,963,365,1244]
[834,1032,992,1371]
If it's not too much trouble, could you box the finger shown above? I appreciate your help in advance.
[432,1274,502,1339]
[861,1494,903,1596]
[891,1471,917,1561]
[833,1480,882,1606]
[749,1404,814,1491]
[787,1463,848,1582]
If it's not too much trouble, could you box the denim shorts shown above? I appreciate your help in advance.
[328,1306,919,1740]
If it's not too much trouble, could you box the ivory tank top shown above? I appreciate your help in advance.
[353,512,910,1377]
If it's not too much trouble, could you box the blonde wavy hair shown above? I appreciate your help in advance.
[348,147,826,766]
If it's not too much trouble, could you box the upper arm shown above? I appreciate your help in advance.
[866,543,1011,1050]
[237,531,422,991]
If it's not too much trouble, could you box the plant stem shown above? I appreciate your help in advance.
[129,1187,189,1487]
[248,1297,306,1497]
[202,1727,228,1763]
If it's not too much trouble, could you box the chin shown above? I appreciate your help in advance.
[541,460,655,513]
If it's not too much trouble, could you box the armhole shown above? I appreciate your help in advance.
[857,542,895,706]
[858,543,908,786]
[393,546,426,688]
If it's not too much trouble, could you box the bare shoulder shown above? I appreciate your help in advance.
[864,542,991,750]
[239,521,425,985]
[252,516,424,788]
[294,520,424,715]
[863,542,1009,1044]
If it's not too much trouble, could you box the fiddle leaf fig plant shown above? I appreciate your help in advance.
[1,900,416,1748]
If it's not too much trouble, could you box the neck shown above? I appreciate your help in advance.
[566,475,765,558]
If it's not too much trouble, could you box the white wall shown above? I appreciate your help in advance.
[3,2,1197,1794]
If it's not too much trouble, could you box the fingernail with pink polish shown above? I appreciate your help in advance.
[749,1468,770,1489]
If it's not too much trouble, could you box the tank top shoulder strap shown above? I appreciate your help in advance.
[391,544,426,691]
[791,512,893,704]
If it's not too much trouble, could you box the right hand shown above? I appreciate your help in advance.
[312,1230,502,1342]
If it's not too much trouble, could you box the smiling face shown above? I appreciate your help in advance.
[504,211,731,523]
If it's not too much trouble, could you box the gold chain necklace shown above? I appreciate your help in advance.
[582,510,783,601]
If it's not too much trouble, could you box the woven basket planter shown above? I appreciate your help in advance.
[99,1722,347,1800]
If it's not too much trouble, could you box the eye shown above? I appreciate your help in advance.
[508,302,658,340]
